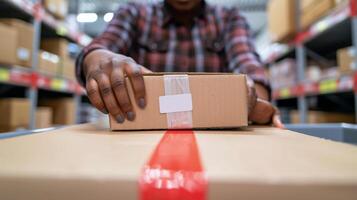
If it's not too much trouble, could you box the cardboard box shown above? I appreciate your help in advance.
[0,98,30,132]
[337,46,356,74]
[38,50,60,75]
[268,0,296,42]
[62,55,76,80]
[290,110,355,124]
[43,0,68,19]
[39,98,75,125]
[300,0,336,29]
[41,38,68,59]
[1,124,357,199]
[35,107,53,129]
[0,19,34,67]
[0,23,17,66]
[110,73,248,130]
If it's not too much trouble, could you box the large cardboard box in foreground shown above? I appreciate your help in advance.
[0,23,17,65]
[0,124,357,199]
[110,73,248,130]
[0,98,30,132]
[0,19,34,67]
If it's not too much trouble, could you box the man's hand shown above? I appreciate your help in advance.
[83,49,151,123]
[246,77,284,128]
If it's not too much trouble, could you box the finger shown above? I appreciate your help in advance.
[272,107,285,129]
[124,61,146,109]
[248,99,274,124]
[111,59,135,121]
[86,78,107,114]
[94,70,125,124]
[137,64,153,74]
[273,114,285,129]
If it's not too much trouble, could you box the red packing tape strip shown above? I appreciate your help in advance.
[139,130,207,200]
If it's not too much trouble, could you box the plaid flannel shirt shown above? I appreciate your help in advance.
[76,1,269,90]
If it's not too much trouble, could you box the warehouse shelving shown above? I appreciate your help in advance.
[0,0,92,131]
[266,0,357,123]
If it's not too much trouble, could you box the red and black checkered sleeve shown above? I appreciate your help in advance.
[224,7,270,91]
[75,3,139,86]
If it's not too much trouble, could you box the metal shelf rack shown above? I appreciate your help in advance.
[266,0,357,123]
[0,0,92,131]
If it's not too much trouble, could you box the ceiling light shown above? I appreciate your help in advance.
[104,12,114,22]
[77,13,98,23]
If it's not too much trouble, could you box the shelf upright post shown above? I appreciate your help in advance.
[351,0,357,123]
[27,0,42,130]
[295,0,307,123]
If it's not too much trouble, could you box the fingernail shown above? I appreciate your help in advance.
[101,109,108,114]
[127,111,135,121]
[116,115,125,123]
[138,98,146,108]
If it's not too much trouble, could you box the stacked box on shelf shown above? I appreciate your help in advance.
[338,46,357,74]
[41,38,75,79]
[0,19,34,67]
[300,0,338,29]
[290,110,355,124]
[35,107,53,129]
[38,50,60,75]
[0,98,30,132]
[0,23,17,66]
[267,0,296,43]
[269,59,297,90]
[39,98,75,125]
[43,0,68,20]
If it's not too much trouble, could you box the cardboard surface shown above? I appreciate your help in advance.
[0,124,357,199]
[0,98,30,132]
[62,55,76,80]
[39,98,75,125]
[338,46,356,74]
[36,107,53,129]
[0,19,34,67]
[110,74,248,130]
[43,0,68,19]
[0,23,17,66]
[268,0,296,42]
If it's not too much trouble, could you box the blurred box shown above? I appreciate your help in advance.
[269,59,297,90]
[38,50,60,75]
[44,0,68,19]
[0,23,17,66]
[39,98,75,125]
[36,107,53,129]
[43,0,68,19]
[0,19,34,67]
[0,98,30,132]
[337,46,356,74]
[41,38,68,59]
[62,56,76,80]
[290,110,355,124]
[300,0,336,29]
[268,0,296,42]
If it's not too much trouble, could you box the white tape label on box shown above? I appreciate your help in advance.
[159,93,192,114]
[163,75,193,129]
